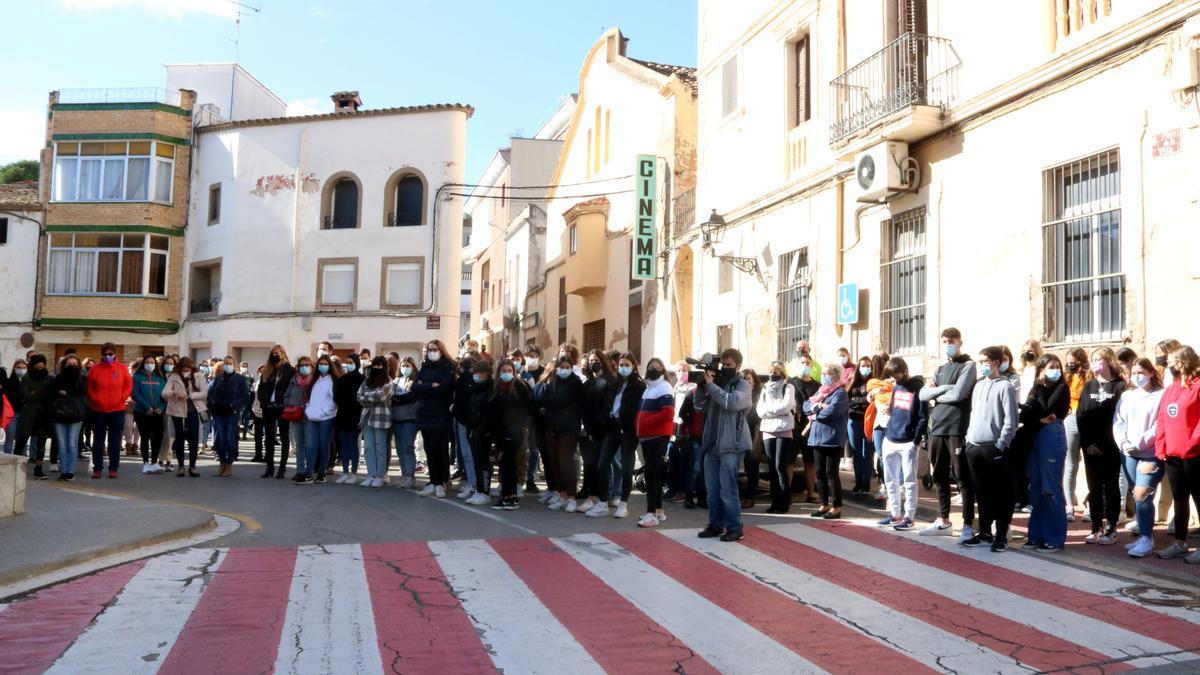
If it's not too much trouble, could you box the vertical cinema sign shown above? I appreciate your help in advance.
[633,154,657,280]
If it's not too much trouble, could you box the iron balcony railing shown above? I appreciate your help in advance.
[671,188,695,240]
[58,87,183,106]
[829,33,960,142]
[323,214,357,229]
[189,296,219,315]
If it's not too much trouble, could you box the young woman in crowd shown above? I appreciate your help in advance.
[757,361,797,513]
[577,350,615,513]
[463,360,494,505]
[206,356,249,477]
[865,351,892,501]
[1116,348,1139,381]
[741,368,764,509]
[414,340,456,497]
[131,355,167,475]
[490,358,532,510]
[3,359,26,454]
[1018,340,1045,402]
[805,362,849,519]
[878,357,925,530]
[539,354,584,511]
[333,353,364,484]
[1062,347,1090,522]
[790,352,821,503]
[163,357,207,478]
[1156,339,1183,386]
[521,346,548,496]
[250,365,265,463]
[1113,358,1165,558]
[1077,347,1127,543]
[389,356,420,489]
[302,353,340,484]
[197,360,215,451]
[1154,346,1200,563]
[284,356,315,483]
[356,356,393,489]
[589,353,644,518]
[634,356,674,527]
[675,376,708,510]
[15,354,52,479]
[1019,353,1070,552]
[451,351,481,497]
[846,357,874,495]
[49,354,87,482]
[258,345,295,479]
[667,360,697,504]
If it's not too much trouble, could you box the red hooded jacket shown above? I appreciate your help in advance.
[87,360,134,414]
[1155,377,1200,461]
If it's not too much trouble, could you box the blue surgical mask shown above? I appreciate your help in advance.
[798,366,812,378]
[343,364,356,374]
[945,344,958,358]
[499,372,514,383]
[1132,373,1149,389]
[618,365,633,377]
[163,364,174,373]
[821,374,833,386]
[979,363,993,378]
[472,374,484,384]
[1045,368,1063,382]
[14,368,26,378]
[299,365,312,376]
[200,365,210,374]
[223,364,234,375]
[1000,360,1010,373]
[859,366,871,377]
[317,364,330,375]
[556,368,572,379]
[400,366,413,377]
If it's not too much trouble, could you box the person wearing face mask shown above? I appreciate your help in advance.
[625,356,672,526]
[4,359,28,454]
[961,347,1019,551]
[84,343,133,479]
[877,357,927,531]
[451,351,482,498]
[589,354,645,519]
[521,347,551,498]
[301,355,340,484]
[577,350,616,514]
[740,369,764,509]
[1076,347,1126,544]
[238,362,254,443]
[317,342,334,359]
[197,361,217,451]
[356,356,394,489]
[1153,346,1200,563]
[757,361,797,513]
[207,356,250,477]
[16,354,54,478]
[257,345,295,479]
[1017,354,1071,552]
[803,362,850,519]
[488,359,533,510]
[1112,358,1165,558]
[162,357,209,477]
[667,360,698,504]
[388,356,421,488]
[1061,347,1090,522]
[462,360,496,506]
[131,355,167,474]
[789,353,822,503]
[250,365,265,463]
[845,357,875,496]
[789,340,822,385]
[414,340,457,497]
[506,349,534,494]
[919,327,978,538]
[283,356,316,482]
[48,355,88,482]
[536,355,585,511]
[692,349,753,542]
[332,354,364,485]
[1155,339,1182,387]
[1018,340,1045,403]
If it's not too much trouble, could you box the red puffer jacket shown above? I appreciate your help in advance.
[1156,377,1200,461]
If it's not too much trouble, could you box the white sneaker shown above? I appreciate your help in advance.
[1066,511,1076,523]
[466,492,490,506]
[537,492,553,504]
[344,474,358,485]
[920,519,954,537]
[435,485,446,498]
[374,477,386,488]
[613,502,628,518]
[51,463,59,473]
[958,526,975,544]
[637,513,660,528]
[142,464,152,474]
[576,497,596,513]
[565,498,579,513]
[656,512,667,523]
[1125,520,1140,535]
[335,474,347,484]
[1082,512,1093,523]
[1128,536,1153,558]
[585,501,609,517]
[609,497,621,508]
[457,486,474,500]
[517,486,524,497]
[400,477,415,489]
[361,476,375,487]
[149,464,164,474]
[548,496,566,510]
[417,484,436,497]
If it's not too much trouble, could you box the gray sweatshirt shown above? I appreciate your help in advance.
[965,376,1019,450]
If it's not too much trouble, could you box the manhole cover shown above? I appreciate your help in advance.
[1120,585,1200,608]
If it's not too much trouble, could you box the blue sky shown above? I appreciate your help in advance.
[0,0,697,182]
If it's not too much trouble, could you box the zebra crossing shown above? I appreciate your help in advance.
[3,518,1200,674]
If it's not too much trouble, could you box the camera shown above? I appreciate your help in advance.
[685,353,721,386]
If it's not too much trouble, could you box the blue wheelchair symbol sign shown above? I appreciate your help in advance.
[837,283,859,325]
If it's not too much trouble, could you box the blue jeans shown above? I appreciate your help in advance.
[337,429,361,473]
[305,418,334,478]
[704,449,745,533]
[392,420,418,477]
[3,412,18,453]
[685,439,704,495]
[1123,454,1165,537]
[213,414,240,463]
[847,417,875,488]
[455,421,477,488]
[91,410,125,472]
[291,419,310,475]
[873,428,887,484]
[1027,421,1068,548]
[55,422,83,476]
[200,416,212,446]
[362,427,389,478]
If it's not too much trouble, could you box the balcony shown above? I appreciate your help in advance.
[562,210,609,296]
[829,33,960,146]
[189,296,219,316]
[671,188,695,240]
[58,87,182,106]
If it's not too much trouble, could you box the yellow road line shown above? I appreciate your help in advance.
[47,483,263,533]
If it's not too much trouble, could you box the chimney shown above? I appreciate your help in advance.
[331,91,362,113]
[605,29,628,63]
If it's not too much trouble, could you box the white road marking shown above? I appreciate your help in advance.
[431,495,539,534]
[553,533,822,674]
[47,547,224,674]
[429,539,602,674]
[661,529,1032,674]
[273,544,384,675]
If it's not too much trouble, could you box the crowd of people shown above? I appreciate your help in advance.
[1,331,1197,557]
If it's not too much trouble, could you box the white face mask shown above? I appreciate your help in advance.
[428,349,441,362]
[525,357,539,369]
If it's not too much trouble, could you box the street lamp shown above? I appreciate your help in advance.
[699,209,726,250]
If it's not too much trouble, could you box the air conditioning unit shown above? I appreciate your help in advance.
[854,141,912,202]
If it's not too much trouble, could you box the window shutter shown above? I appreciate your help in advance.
[795,37,810,126]
[583,319,606,353]
[721,57,738,117]
[322,264,355,305]
[0,217,7,245]
[901,0,928,35]
[386,262,421,306]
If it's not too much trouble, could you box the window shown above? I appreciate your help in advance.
[721,56,739,118]
[717,324,733,353]
[880,207,927,353]
[52,141,174,203]
[389,174,424,227]
[776,248,811,360]
[557,276,568,345]
[208,183,221,224]
[569,223,578,255]
[317,259,357,308]
[46,232,169,297]
[0,217,7,245]
[1042,149,1124,342]
[480,260,491,315]
[792,36,811,127]
[321,173,361,229]
[382,258,423,308]
[718,258,734,294]
[583,319,605,353]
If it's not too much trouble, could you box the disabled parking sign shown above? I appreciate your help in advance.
[837,283,858,325]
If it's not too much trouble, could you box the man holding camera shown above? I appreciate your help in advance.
[695,348,753,542]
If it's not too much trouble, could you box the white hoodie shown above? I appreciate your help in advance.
[1112,387,1164,459]
[304,374,337,422]
[757,378,797,435]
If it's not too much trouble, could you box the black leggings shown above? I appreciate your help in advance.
[470,430,491,494]
[763,436,794,510]
[421,426,451,485]
[597,423,639,502]
[576,435,602,500]
[135,412,164,464]
[642,437,668,512]
[263,409,290,471]
[967,442,1014,538]
[813,445,843,507]
[1165,455,1200,542]
[172,412,199,469]
[497,434,522,497]
[1082,443,1121,533]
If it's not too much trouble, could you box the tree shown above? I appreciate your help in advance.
[0,160,38,184]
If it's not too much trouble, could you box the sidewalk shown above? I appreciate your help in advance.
[0,479,214,588]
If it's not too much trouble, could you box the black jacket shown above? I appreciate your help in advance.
[207,372,249,417]
[847,381,869,420]
[1015,378,1071,452]
[2,369,21,412]
[468,378,494,432]
[257,362,295,410]
[582,372,615,439]
[613,376,646,435]
[489,379,532,442]
[537,373,583,434]
[1076,378,1126,451]
[49,369,89,424]
[452,364,475,425]
[18,371,54,436]
[333,371,365,431]
[413,358,455,431]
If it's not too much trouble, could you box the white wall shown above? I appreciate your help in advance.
[165,64,286,121]
[0,209,40,367]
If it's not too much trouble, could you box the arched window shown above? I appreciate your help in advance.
[321,173,362,230]
[384,170,426,227]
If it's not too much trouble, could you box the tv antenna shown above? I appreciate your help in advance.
[225,0,260,62]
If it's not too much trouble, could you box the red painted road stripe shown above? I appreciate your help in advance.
[157,547,297,675]
[361,542,496,675]
[490,536,720,675]
[604,530,934,674]
[0,559,147,675]
[803,518,1200,654]
[743,526,1132,673]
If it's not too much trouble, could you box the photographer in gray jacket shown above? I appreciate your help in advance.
[695,348,753,542]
